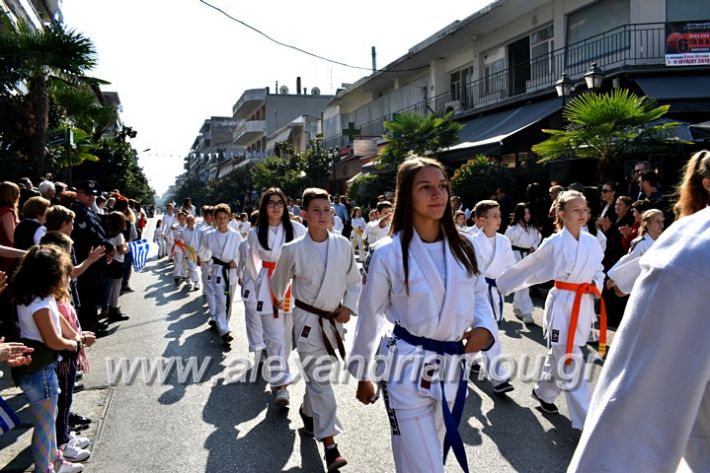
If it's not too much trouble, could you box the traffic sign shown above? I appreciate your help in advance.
[47,130,65,146]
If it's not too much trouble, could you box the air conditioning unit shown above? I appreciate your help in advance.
[444,100,462,114]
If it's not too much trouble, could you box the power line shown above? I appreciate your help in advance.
[198,0,428,74]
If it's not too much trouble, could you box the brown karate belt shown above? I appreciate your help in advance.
[294,299,346,360]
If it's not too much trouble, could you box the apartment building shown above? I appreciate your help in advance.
[232,81,333,159]
[1,0,61,30]
[325,0,710,188]
[186,117,243,183]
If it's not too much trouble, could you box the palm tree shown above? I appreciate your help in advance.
[377,111,463,172]
[0,20,104,177]
[532,89,690,180]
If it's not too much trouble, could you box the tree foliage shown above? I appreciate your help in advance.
[377,111,463,172]
[347,172,393,209]
[0,18,106,177]
[532,89,690,180]
[451,155,514,206]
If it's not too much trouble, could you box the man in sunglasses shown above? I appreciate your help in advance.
[596,182,617,234]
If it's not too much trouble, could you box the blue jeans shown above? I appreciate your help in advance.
[17,362,60,402]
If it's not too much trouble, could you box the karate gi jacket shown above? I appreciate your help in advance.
[497,228,604,347]
[569,207,710,473]
[349,230,497,408]
[270,231,361,353]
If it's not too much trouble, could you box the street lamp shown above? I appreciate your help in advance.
[329,147,339,194]
[584,62,604,90]
[555,72,574,106]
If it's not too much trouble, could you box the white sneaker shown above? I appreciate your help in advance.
[522,313,534,324]
[69,431,90,449]
[57,460,83,473]
[60,438,91,462]
[274,388,290,407]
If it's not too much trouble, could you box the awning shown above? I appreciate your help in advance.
[268,127,293,144]
[635,76,708,100]
[445,98,562,154]
[690,121,710,142]
[646,118,695,142]
[635,77,710,112]
[346,172,362,184]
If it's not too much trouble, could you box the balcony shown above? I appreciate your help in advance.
[232,89,267,119]
[353,22,672,139]
[430,22,667,115]
[233,120,266,145]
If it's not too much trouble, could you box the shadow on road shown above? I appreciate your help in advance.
[463,380,578,472]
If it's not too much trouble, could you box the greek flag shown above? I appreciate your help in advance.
[0,395,20,434]
[129,239,150,272]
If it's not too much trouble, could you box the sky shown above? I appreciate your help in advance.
[61,0,495,195]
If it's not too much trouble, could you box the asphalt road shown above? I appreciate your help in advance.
[2,219,611,472]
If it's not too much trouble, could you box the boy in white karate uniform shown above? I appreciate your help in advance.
[471,200,517,394]
[182,214,201,291]
[199,204,243,345]
[271,187,361,472]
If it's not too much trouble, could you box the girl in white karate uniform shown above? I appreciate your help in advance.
[171,212,188,283]
[245,188,306,407]
[161,204,176,260]
[504,203,541,324]
[351,157,497,473]
[606,208,664,295]
[497,190,605,430]
[350,207,366,261]
[153,219,166,258]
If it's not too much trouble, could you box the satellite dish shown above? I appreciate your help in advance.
[311,87,321,96]
[279,85,289,95]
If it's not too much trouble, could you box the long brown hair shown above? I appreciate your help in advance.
[674,150,710,218]
[257,187,294,250]
[390,157,478,293]
[0,181,20,213]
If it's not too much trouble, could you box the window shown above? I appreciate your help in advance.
[566,0,630,69]
[530,25,554,81]
[484,59,506,96]
[501,153,517,169]
[450,66,473,106]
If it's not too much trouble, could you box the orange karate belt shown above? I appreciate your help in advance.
[171,239,186,257]
[262,260,291,318]
[553,281,607,365]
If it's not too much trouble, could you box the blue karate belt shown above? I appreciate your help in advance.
[392,324,470,473]
[485,277,504,326]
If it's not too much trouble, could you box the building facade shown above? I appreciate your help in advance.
[1,0,61,31]
[232,83,333,159]
[324,0,710,190]
[186,117,243,183]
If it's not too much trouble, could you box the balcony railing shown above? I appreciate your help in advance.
[350,22,669,140]
[233,120,266,144]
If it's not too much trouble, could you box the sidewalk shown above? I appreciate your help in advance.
[0,361,112,472]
